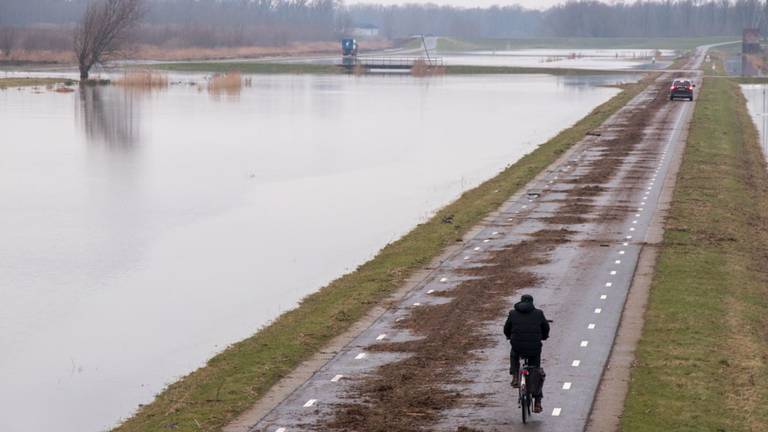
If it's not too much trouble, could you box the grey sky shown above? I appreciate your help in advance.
[346,0,567,9]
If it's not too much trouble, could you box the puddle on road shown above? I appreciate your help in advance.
[0,72,634,432]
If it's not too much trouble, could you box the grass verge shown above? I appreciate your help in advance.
[113,73,655,432]
[620,77,768,431]
[0,77,76,89]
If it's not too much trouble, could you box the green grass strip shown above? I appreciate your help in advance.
[114,75,653,432]
[0,77,76,89]
[621,77,768,431]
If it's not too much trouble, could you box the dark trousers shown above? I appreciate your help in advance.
[510,347,541,376]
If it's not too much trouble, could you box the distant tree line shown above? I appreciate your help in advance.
[543,0,768,37]
[341,4,540,39]
[2,0,768,52]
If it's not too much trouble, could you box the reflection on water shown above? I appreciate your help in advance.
[741,84,768,160]
[77,86,142,148]
[0,73,635,432]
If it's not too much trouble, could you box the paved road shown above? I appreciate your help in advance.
[238,47,707,432]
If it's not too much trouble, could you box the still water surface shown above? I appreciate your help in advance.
[1,73,629,431]
[742,84,768,161]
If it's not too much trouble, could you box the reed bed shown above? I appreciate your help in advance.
[115,70,169,88]
[208,71,243,95]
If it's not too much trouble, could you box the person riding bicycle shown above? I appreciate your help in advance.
[503,294,550,413]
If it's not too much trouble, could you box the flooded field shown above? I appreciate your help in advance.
[262,48,674,70]
[0,73,631,431]
[440,48,674,70]
[742,84,768,160]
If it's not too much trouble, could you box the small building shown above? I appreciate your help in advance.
[351,24,380,38]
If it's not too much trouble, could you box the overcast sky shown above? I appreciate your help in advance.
[345,0,567,9]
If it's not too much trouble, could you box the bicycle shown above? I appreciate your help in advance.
[517,356,535,424]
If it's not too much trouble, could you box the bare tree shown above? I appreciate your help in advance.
[0,27,16,57]
[74,0,145,80]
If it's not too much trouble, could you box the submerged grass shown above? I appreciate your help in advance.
[0,77,75,89]
[620,78,768,431]
[113,74,654,432]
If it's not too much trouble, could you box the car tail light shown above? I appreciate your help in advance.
[670,85,675,90]
[688,85,693,90]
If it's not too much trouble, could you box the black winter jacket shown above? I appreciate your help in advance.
[503,301,550,356]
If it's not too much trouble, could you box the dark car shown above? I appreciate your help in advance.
[669,79,695,101]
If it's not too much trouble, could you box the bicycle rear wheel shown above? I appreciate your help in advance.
[520,385,528,424]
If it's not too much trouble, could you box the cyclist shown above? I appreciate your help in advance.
[503,294,550,413]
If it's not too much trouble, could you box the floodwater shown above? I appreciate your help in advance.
[270,48,674,70]
[440,49,675,70]
[0,73,632,432]
[741,84,768,160]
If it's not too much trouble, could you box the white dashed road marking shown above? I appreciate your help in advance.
[331,374,343,382]
[355,353,366,360]
[376,334,387,341]
[594,308,602,314]
[588,323,596,329]
[571,360,581,367]
[580,340,589,347]
[276,428,287,432]
[562,382,572,390]
[552,408,562,416]
[303,399,317,408]
[600,294,607,300]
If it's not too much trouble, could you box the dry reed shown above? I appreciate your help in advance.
[115,70,169,88]
[208,71,242,95]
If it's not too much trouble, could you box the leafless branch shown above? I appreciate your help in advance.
[74,0,146,79]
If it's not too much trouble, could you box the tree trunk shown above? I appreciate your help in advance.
[80,65,89,80]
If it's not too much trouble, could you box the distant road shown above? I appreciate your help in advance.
[227,46,707,432]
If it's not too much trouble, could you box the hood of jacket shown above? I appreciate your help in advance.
[514,301,535,313]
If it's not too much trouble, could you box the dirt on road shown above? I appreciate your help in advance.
[320,77,674,432]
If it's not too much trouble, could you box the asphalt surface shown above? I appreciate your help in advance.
[240,48,708,432]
